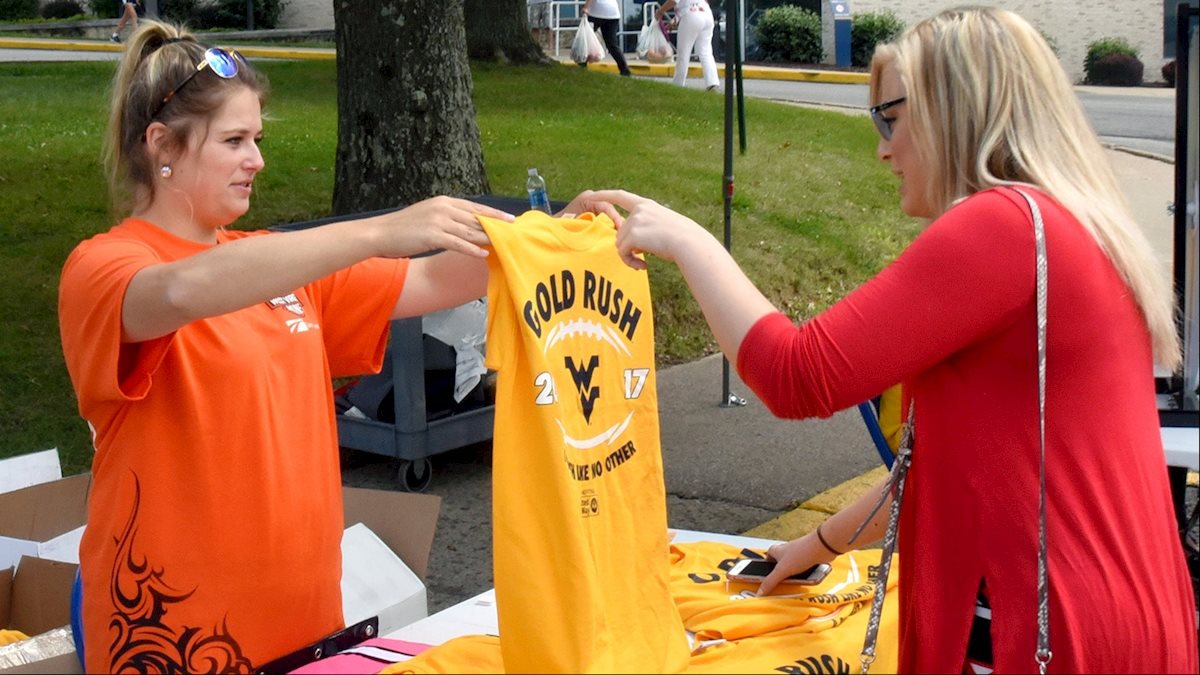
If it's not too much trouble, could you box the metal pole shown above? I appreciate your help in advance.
[247,0,255,31]
[734,0,746,154]
[720,0,746,409]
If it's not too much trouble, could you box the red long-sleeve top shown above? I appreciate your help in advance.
[737,187,1197,673]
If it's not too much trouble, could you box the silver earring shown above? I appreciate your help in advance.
[160,164,172,179]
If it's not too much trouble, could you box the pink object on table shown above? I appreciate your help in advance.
[289,637,434,674]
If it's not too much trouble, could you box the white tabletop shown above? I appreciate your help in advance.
[1162,426,1199,471]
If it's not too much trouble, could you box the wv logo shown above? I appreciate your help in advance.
[564,355,601,423]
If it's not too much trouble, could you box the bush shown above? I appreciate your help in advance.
[161,0,286,30]
[40,0,84,19]
[849,10,903,68]
[753,5,822,64]
[1163,60,1177,88]
[91,0,120,18]
[1088,53,1144,86]
[0,0,38,21]
[1084,37,1139,83]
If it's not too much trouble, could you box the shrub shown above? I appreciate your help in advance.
[161,0,286,30]
[753,5,822,64]
[1088,53,1144,86]
[1163,60,1177,88]
[0,0,38,21]
[849,10,903,68]
[40,0,84,19]
[91,0,120,18]
[1084,37,1139,83]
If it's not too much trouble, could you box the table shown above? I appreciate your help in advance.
[1163,426,1200,530]
[382,529,781,647]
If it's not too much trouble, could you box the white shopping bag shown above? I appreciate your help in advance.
[571,16,591,64]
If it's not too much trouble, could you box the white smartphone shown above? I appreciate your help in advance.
[726,558,832,585]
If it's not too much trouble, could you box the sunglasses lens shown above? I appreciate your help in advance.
[871,113,892,141]
[205,48,239,79]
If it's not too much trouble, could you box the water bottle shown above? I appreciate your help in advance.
[526,168,551,214]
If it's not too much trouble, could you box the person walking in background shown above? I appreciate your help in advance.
[581,0,632,77]
[656,0,719,90]
[59,19,615,672]
[528,0,553,52]
[591,6,1196,673]
[110,0,138,43]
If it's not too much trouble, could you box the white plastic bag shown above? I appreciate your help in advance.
[570,17,591,64]
[644,21,674,63]
[583,16,606,63]
[636,22,654,58]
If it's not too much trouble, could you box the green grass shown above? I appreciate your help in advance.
[0,58,919,474]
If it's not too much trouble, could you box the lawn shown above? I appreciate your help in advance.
[0,57,919,474]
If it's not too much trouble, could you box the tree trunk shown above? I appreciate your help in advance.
[331,0,489,216]
[464,0,551,64]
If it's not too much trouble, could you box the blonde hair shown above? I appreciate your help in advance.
[869,6,1181,371]
[103,20,268,216]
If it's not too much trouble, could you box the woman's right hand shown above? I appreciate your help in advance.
[369,195,513,259]
[584,189,713,270]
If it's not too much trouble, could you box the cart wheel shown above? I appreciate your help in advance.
[398,458,433,492]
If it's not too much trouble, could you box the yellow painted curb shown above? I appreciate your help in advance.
[801,465,889,514]
[742,465,888,542]
[0,37,120,52]
[0,38,336,61]
[235,46,334,60]
[560,58,869,84]
[741,507,827,541]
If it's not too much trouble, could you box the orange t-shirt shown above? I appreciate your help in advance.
[58,218,408,672]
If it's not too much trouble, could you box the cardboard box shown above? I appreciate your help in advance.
[0,474,89,572]
[0,450,62,496]
[341,523,427,637]
[341,486,441,636]
[0,557,77,640]
[0,556,82,674]
[0,447,440,673]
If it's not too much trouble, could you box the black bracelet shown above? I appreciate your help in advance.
[816,521,845,556]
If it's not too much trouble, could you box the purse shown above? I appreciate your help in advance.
[855,187,1053,674]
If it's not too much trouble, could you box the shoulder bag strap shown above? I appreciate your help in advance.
[857,187,1052,674]
[1012,187,1052,673]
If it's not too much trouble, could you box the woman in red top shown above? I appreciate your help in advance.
[592,6,1196,673]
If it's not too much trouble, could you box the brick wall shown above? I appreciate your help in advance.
[823,1,1165,84]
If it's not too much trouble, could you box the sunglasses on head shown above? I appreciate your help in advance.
[152,47,244,119]
[869,96,906,141]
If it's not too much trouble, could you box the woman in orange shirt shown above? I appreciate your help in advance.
[59,20,611,672]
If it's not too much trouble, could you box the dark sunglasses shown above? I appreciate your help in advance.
[869,96,906,141]
[152,47,243,119]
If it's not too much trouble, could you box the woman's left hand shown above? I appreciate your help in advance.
[758,536,827,597]
[556,190,625,227]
